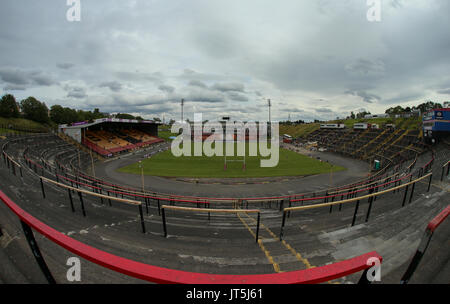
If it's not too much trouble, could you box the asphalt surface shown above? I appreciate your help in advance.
[94,143,371,198]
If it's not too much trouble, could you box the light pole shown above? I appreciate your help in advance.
[181,99,185,122]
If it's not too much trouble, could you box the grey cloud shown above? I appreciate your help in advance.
[192,27,239,59]
[315,108,333,113]
[382,91,426,105]
[0,68,29,85]
[279,107,306,114]
[30,72,55,86]
[185,89,225,103]
[212,82,245,93]
[188,80,208,89]
[3,84,27,91]
[178,69,226,82]
[0,67,56,87]
[115,71,164,84]
[56,63,74,70]
[1,0,449,120]
[158,84,175,94]
[345,58,385,77]
[99,81,122,92]
[345,90,381,104]
[437,88,450,95]
[67,87,87,99]
[227,92,249,102]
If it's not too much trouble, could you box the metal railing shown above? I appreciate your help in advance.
[0,189,382,284]
[279,172,433,240]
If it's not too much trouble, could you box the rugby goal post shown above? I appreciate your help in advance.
[224,154,246,171]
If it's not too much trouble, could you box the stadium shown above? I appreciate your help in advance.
[0,1,449,294]
[0,106,449,286]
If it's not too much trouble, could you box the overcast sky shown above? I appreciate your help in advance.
[0,0,449,122]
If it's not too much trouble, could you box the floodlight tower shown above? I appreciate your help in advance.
[268,99,272,122]
[181,98,185,122]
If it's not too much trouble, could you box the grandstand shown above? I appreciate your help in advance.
[0,117,449,285]
[295,123,427,170]
[59,118,163,157]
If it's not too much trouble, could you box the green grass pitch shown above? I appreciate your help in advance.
[118,143,346,178]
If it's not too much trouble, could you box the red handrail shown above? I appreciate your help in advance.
[0,189,381,284]
[427,205,450,233]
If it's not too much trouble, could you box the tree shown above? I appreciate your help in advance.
[50,105,79,125]
[0,94,19,118]
[350,111,356,119]
[50,105,65,124]
[20,97,49,123]
[115,113,136,120]
[92,108,107,119]
[413,101,443,113]
[356,110,371,119]
[385,106,405,115]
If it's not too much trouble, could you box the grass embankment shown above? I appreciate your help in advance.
[0,117,50,133]
[279,123,321,138]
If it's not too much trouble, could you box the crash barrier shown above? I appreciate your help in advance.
[417,156,435,178]
[441,160,450,181]
[290,173,413,208]
[0,189,382,284]
[400,205,450,284]
[40,167,410,215]
[39,176,147,233]
[64,163,400,209]
[14,135,426,215]
[2,150,22,177]
[161,205,261,242]
[279,173,433,240]
[53,173,210,215]
[2,134,434,226]
[3,134,431,213]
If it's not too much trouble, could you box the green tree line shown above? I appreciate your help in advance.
[0,93,149,126]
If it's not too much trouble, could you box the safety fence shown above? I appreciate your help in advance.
[39,176,147,233]
[2,150,22,177]
[0,189,382,284]
[279,172,434,240]
[3,136,433,220]
[37,163,414,215]
[400,205,450,284]
[1,134,437,231]
[64,162,397,206]
[1,134,436,216]
[3,143,431,247]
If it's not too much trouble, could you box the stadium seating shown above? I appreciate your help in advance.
[82,129,163,156]
[1,130,448,284]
